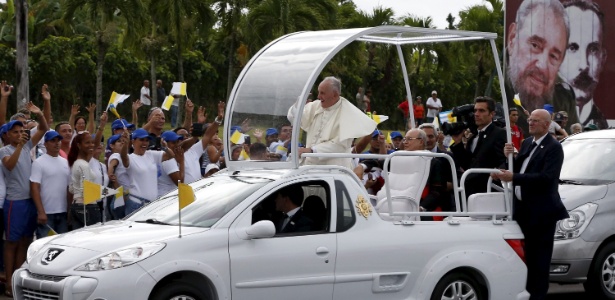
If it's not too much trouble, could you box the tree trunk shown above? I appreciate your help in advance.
[150,53,157,107]
[226,31,235,101]
[175,0,184,126]
[96,34,106,120]
[15,0,29,109]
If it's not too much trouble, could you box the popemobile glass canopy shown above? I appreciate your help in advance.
[223,25,511,170]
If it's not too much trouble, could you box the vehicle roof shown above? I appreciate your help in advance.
[565,129,615,141]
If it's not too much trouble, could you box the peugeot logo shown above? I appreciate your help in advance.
[41,248,64,265]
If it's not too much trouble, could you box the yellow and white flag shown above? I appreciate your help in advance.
[170,82,187,96]
[433,116,440,130]
[513,94,522,107]
[367,112,389,124]
[230,130,245,145]
[162,95,175,111]
[178,183,195,210]
[112,186,125,209]
[83,180,120,204]
[239,148,250,160]
[386,132,392,144]
[108,104,121,119]
[46,224,58,236]
[106,91,130,110]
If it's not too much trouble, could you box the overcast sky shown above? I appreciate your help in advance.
[352,0,488,29]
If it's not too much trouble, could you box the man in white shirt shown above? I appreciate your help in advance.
[287,76,376,169]
[30,131,70,238]
[425,90,442,123]
[140,80,152,105]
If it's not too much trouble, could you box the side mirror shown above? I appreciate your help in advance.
[245,220,276,239]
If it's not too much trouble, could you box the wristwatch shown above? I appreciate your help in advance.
[214,117,223,125]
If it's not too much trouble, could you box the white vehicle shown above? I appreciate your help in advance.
[13,26,529,300]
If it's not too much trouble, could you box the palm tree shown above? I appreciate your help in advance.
[63,0,145,117]
[214,0,248,100]
[15,0,29,108]
[150,0,214,124]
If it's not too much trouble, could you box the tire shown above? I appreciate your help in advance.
[150,282,206,300]
[430,272,485,300]
[584,242,615,299]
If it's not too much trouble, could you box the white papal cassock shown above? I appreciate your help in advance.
[288,97,376,169]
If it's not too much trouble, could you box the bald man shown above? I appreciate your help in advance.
[492,109,568,299]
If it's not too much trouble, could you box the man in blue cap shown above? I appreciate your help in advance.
[390,131,403,151]
[30,131,70,238]
[265,128,278,148]
[0,102,48,290]
[158,130,184,197]
[111,118,135,135]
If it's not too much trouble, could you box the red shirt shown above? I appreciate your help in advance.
[397,101,409,118]
[414,104,425,119]
[511,124,524,150]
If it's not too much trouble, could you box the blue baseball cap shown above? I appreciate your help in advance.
[266,128,278,137]
[131,128,153,140]
[5,120,24,131]
[107,134,121,148]
[0,124,8,136]
[112,119,135,130]
[543,104,554,114]
[161,130,184,142]
[390,131,403,139]
[44,131,63,142]
[230,126,241,133]
[371,130,382,138]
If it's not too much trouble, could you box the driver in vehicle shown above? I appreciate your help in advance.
[274,185,314,234]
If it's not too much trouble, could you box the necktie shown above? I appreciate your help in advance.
[281,214,291,230]
[518,142,538,161]
[472,131,484,153]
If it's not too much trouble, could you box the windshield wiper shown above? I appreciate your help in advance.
[136,218,171,225]
[559,179,584,185]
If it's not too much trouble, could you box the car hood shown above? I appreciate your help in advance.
[26,221,209,276]
[559,184,607,210]
[49,220,208,251]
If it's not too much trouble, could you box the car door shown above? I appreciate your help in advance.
[228,179,336,300]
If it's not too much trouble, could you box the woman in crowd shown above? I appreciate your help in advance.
[68,113,106,229]
[107,133,130,219]
[123,128,175,215]
[90,134,110,220]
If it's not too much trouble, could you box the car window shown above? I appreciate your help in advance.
[335,180,355,232]
[252,181,330,236]
[561,139,615,185]
[127,176,271,227]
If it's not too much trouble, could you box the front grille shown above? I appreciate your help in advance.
[28,271,67,282]
[22,287,60,300]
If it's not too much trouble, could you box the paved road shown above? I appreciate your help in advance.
[0,282,588,299]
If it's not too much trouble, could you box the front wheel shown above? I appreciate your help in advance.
[585,242,615,299]
[150,282,206,300]
[430,272,485,300]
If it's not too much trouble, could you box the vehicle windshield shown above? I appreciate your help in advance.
[561,138,615,185]
[127,176,271,227]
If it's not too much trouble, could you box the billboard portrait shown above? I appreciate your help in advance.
[504,0,615,132]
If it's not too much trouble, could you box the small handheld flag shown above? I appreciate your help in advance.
[386,132,392,144]
[239,148,250,160]
[46,224,58,236]
[162,95,175,111]
[367,112,389,124]
[106,92,130,111]
[170,82,188,96]
[230,130,245,144]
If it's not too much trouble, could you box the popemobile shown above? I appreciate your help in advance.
[13,26,529,300]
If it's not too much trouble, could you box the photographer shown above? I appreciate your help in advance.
[449,96,506,198]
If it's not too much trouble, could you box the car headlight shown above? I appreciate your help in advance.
[555,203,598,240]
[74,243,165,271]
[26,236,54,264]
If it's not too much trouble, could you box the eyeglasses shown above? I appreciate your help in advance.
[402,137,422,142]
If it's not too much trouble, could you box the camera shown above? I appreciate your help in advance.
[441,104,476,136]
[192,122,204,137]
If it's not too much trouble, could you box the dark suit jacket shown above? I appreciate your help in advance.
[450,123,507,196]
[278,209,314,234]
[512,134,569,225]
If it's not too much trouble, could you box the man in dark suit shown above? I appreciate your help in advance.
[274,185,313,234]
[450,97,507,198]
[492,109,569,300]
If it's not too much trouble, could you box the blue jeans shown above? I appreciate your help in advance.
[110,196,126,220]
[36,213,68,238]
[124,195,151,216]
[170,105,178,128]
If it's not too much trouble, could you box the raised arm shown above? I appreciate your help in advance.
[200,102,225,149]
[28,102,48,146]
[0,80,12,126]
[132,99,142,127]
[68,104,80,130]
[41,84,52,127]
[86,103,96,133]
[182,98,194,130]
[94,112,108,148]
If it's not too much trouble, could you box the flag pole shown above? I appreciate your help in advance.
[101,187,108,225]
[178,180,182,238]
[82,175,87,227]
